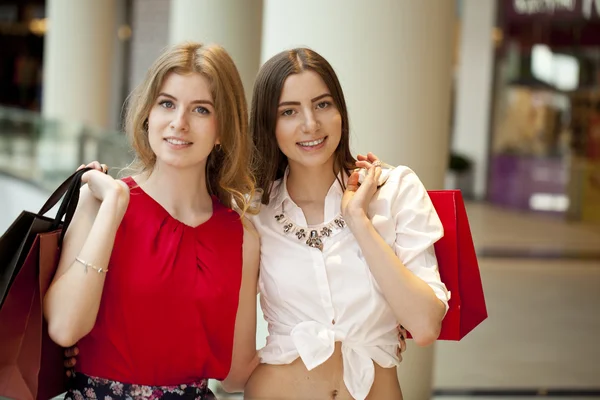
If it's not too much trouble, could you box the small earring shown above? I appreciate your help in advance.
[215,144,222,151]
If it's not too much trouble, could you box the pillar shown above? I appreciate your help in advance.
[451,0,497,199]
[169,0,263,104]
[43,0,118,129]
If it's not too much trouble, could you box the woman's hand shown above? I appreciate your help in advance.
[76,161,129,216]
[341,152,382,228]
[82,170,128,203]
[77,161,108,175]
[77,161,129,207]
[64,345,78,378]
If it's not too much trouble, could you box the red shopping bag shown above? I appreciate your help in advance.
[427,190,487,340]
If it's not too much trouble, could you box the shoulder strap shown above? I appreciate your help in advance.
[121,176,137,189]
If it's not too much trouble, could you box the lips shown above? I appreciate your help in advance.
[297,137,326,147]
[164,137,193,145]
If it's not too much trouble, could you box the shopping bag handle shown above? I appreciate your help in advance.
[37,167,93,245]
[38,168,90,216]
[58,171,88,245]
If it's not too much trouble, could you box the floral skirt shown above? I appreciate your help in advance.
[64,372,216,400]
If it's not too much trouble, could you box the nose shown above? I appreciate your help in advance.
[301,110,320,134]
[170,110,189,132]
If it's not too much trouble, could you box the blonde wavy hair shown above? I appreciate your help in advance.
[124,42,256,215]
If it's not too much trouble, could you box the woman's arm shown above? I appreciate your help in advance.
[220,218,261,392]
[44,170,129,347]
[348,214,445,346]
[343,155,448,347]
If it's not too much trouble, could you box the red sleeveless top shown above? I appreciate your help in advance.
[76,177,244,385]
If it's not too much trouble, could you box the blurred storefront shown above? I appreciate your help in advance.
[0,1,46,111]
[489,0,600,223]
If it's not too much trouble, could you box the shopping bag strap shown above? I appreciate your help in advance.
[37,167,93,245]
[58,172,86,245]
[38,168,90,216]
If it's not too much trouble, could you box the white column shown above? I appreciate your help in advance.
[40,0,118,178]
[128,0,170,90]
[452,0,497,199]
[261,1,455,398]
[169,0,263,104]
[42,0,117,129]
[107,0,129,130]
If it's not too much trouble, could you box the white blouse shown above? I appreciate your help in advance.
[249,165,450,400]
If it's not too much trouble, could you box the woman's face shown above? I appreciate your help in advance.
[147,71,219,170]
[275,70,342,172]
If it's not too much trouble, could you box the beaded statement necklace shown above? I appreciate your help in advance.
[273,207,346,251]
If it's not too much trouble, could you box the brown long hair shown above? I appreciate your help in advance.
[124,42,256,214]
[250,48,356,205]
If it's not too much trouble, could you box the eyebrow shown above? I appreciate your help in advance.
[157,92,214,107]
[278,93,332,107]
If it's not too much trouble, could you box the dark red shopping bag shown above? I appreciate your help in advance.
[0,168,91,399]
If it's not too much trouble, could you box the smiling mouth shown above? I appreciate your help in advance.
[164,138,193,145]
[297,137,326,147]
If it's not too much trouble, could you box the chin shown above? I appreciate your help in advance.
[291,151,337,170]
[155,155,205,170]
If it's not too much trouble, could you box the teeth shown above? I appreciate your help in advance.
[165,138,191,145]
[298,137,325,147]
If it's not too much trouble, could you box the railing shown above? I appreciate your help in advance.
[0,106,131,192]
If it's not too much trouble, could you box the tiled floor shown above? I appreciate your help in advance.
[465,202,600,255]
[434,258,600,388]
[435,203,600,399]
[432,395,600,400]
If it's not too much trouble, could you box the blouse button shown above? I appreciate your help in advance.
[331,319,336,325]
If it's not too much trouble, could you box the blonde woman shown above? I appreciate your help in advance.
[44,42,259,399]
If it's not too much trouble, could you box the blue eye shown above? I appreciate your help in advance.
[194,106,210,115]
[159,100,174,109]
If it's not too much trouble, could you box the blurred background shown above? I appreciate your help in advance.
[0,0,598,399]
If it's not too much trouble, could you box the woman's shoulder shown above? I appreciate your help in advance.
[212,198,245,225]
[374,164,427,197]
[385,164,421,184]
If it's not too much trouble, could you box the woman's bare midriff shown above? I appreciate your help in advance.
[244,342,403,400]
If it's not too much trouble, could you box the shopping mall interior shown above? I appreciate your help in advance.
[0,0,598,399]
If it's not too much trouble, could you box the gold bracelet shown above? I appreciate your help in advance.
[75,257,108,274]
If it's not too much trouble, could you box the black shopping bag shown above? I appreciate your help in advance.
[0,167,91,308]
